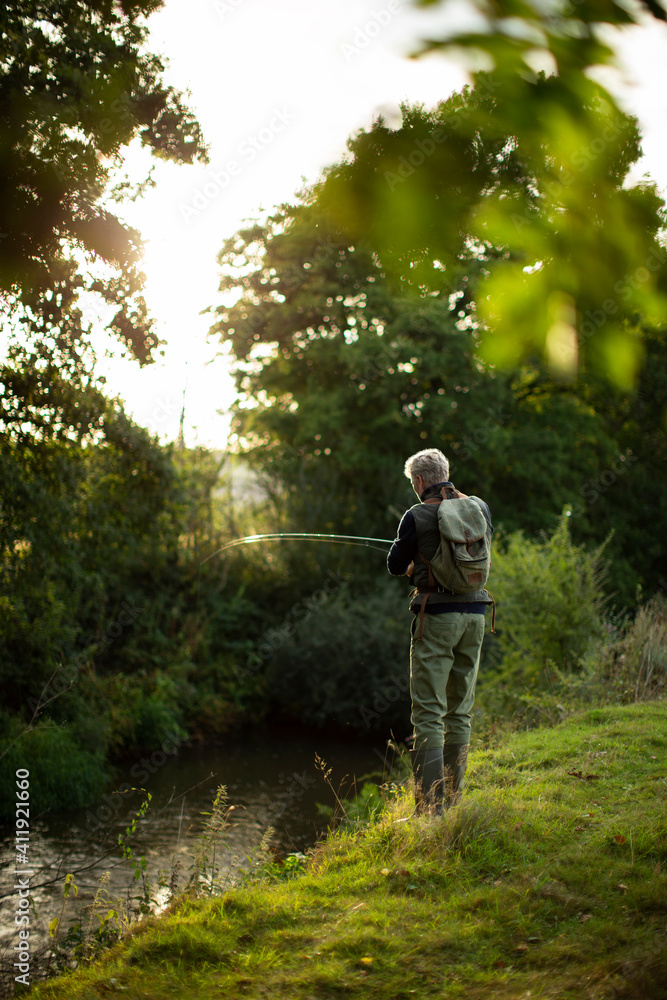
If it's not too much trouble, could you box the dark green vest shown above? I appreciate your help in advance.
[410,501,493,607]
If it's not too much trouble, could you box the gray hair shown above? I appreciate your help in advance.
[404,448,450,487]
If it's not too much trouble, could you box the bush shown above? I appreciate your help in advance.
[94,672,187,756]
[265,577,411,733]
[478,511,608,724]
[0,721,108,820]
[593,592,667,703]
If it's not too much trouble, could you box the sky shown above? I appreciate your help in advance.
[98,0,667,451]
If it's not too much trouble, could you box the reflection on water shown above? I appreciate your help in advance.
[0,728,391,965]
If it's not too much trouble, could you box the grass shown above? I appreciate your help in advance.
[27,699,667,1000]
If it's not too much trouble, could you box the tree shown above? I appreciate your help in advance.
[0,5,272,812]
[0,0,207,363]
[210,96,667,602]
[210,95,534,538]
[405,0,667,385]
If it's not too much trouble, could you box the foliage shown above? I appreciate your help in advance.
[322,81,666,381]
[479,510,608,722]
[0,422,265,817]
[50,872,125,972]
[264,578,410,732]
[592,591,667,705]
[0,720,108,818]
[210,94,539,539]
[30,784,245,989]
[408,0,667,384]
[210,93,667,603]
[257,851,309,883]
[0,0,207,362]
[187,785,236,896]
[0,1,232,819]
[472,590,667,732]
[0,378,177,705]
[316,780,387,835]
[117,792,154,915]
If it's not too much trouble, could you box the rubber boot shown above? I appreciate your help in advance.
[442,743,469,808]
[410,746,444,816]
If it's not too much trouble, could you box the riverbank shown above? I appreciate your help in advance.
[24,700,667,999]
[0,724,384,983]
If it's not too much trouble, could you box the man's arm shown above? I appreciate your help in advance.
[387,510,417,576]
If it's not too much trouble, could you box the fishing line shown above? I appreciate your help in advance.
[201,532,394,564]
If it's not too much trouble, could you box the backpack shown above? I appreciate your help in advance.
[421,494,492,595]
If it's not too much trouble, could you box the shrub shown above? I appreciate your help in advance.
[593,591,667,703]
[478,511,608,724]
[265,577,411,732]
[0,721,108,819]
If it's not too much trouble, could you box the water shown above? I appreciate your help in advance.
[0,726,393,980]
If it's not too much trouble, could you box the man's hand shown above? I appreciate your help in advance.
[405,561,414,577]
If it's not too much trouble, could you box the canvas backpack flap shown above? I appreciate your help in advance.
[430,497,491,594]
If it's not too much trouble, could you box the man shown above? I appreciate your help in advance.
[387,448,494,815]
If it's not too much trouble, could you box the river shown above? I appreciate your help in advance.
[0,726,398,987]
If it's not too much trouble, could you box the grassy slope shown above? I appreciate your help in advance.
[31,701,667,1000]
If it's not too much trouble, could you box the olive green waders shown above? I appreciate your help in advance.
[409,612,484,814]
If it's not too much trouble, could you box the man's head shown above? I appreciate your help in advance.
[404,448,450,498]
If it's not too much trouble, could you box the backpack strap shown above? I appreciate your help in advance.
[414,495,443,640]
[415,586,439,640]
[418,550,436,589]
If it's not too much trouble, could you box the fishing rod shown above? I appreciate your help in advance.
[201,532,394,564]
